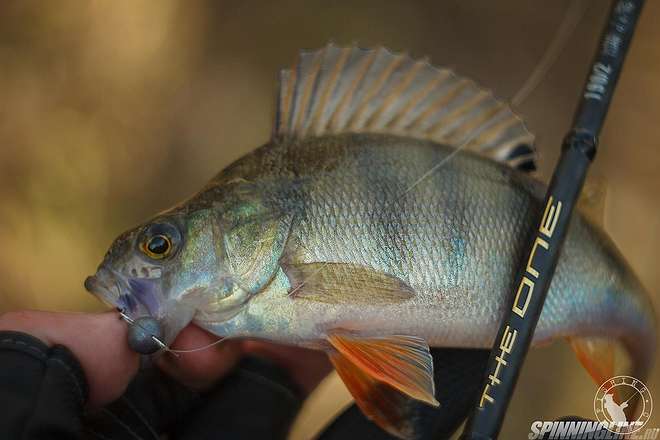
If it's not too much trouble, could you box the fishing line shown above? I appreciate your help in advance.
[511,0,589,107]
[118,307,240,354]
[168,336,236,354]
[396,135,473,199]
[397,0,588,198]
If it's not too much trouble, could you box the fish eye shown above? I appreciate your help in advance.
[142,234,172,259]
[138,221,181,261]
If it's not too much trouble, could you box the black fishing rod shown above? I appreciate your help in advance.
[460,1,644,439]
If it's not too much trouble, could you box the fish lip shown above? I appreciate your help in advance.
[84,268,121,308]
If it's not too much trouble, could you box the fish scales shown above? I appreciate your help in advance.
[195,133,652,354]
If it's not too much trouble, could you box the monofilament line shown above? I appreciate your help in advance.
[169,337,235,354]
[511,0,590,107]
[400,0,589,196]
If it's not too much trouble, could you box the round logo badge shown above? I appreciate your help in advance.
[594,375,652,434]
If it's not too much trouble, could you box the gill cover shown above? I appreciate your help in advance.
[194,181,293,323]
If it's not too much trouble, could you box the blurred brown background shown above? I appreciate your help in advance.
[0,1,657,438]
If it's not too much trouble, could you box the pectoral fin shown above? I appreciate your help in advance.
[568,336,615,386]
[327,332,438,439]
[283,262,414,305]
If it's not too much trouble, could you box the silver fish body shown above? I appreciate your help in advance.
[193,133,654,375]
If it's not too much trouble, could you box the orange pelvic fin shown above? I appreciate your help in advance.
[568,336,615,386]
[327,332,438,439]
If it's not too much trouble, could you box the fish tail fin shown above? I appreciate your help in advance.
[569,332,655,418]
[568,276,656,418]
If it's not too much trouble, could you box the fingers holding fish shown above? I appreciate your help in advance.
[155,323,243,391]
[0,310,139,407]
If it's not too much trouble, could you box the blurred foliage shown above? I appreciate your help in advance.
[0,1,658,438]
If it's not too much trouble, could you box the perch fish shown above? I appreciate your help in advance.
[85,45,656,439]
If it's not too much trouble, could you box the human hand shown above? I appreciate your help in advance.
[0,310,332,408]
[0,310,139,407]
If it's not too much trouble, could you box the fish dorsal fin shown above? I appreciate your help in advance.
[275,44,537,171]
[327,332,439,439]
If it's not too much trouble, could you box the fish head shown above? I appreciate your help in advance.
[85,209,227,344]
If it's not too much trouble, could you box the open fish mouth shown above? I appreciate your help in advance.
[84,268,121,308]
[84,267,160,318]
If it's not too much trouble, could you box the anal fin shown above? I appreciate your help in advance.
[329,351,422,439]
[327,332,438,439]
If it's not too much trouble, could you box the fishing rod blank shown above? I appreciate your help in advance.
[460,1,645,438]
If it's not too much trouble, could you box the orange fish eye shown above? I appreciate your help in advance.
[142,234,172,259]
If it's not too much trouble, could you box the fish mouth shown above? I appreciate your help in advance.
[86,267,194,347]
[85,267,158,318]
[85,268,122,308]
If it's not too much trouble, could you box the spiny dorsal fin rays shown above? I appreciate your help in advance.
[275,68,295,137]
[327,48,378,133]
[308,47,351,134]
[274,43,537,172]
